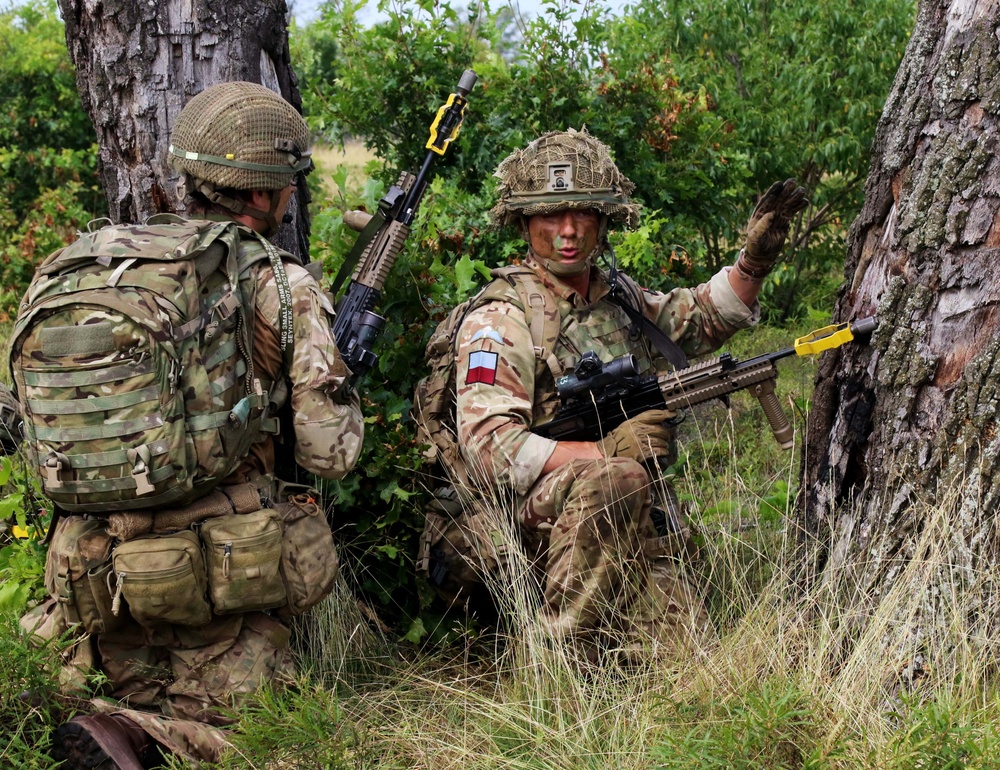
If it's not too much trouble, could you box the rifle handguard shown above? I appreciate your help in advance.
[331,71,477,383]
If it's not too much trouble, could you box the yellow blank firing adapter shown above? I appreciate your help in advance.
[426,70,478,155]
[794,316,877,356]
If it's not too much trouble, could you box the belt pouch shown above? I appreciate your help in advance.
[201,510,286,614]
[112,530,211,628]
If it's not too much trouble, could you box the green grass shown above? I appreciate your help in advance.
[5,315,1000,768]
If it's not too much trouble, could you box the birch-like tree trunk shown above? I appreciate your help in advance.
[57,0,310,260]
[802,0,1000,662]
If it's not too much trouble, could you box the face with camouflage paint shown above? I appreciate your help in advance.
[527,209,601,278]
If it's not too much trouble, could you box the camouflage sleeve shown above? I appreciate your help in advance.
[643,266,760,357]
[257,263,364,479]
[455,302,558,496]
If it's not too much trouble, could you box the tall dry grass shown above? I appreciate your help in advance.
[264,405,1000,769]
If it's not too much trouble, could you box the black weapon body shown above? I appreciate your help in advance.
[533,317,877,450]
[534,348,796,447]
[332,69,478,380]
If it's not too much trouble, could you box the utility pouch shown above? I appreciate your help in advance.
[45,516,122,634]
[462,509,510,569]
[81,560,121,635]
[112,530,211,628]
[274,489,338,617]
[201,509,286,614]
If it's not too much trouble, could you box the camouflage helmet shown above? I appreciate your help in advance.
[168,81,312,191]
[490,127,640,229]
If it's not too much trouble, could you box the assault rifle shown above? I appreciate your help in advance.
[533,317,877,449]
[331,70,478,380]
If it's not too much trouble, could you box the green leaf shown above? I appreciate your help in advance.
[331,164,350,195]
[402,616,427,644]
[454,253,484,296]
[0,492,23,520]
[376,544,399,559]
[0,579,29,613]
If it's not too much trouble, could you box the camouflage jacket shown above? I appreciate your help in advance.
[454,256,759,496]
[235,231,364,481]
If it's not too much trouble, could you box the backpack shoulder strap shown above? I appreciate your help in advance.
[235,231,298,361]
[482,266,566,381]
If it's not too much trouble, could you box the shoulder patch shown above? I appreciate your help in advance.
[470,326,506,346]
[466,350,498,385]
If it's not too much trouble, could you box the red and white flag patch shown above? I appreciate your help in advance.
[466,350,499,385]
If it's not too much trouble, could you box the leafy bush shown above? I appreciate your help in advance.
[0,456,49,616]
[628,0,916,319]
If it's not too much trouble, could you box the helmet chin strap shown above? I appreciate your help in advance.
[197,181,283,235]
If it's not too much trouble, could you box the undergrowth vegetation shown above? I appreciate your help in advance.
[213,429,1000,769]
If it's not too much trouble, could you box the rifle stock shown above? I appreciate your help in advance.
[533,317,877,449]
[331,70,478,380]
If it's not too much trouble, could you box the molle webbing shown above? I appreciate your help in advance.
[28,386,159,415]
[9,216,279,513]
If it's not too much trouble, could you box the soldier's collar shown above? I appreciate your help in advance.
[523,255,612,307]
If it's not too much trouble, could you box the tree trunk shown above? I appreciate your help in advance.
[802,0,1000,660]
[57,0,310,260]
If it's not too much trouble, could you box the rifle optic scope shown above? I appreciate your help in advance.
[556,352,640,400]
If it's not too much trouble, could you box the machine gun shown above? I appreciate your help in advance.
[331,69,478,380]
[533,317,877,449]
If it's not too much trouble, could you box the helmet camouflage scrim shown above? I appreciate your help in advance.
[489,127,640,229]
[168,81,312,192]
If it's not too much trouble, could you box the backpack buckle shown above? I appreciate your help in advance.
[127,445,155,496]
[43,451,70,489]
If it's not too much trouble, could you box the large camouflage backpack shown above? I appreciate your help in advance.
[9,214,292,514]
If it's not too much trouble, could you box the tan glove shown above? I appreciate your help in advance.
[598,409,677,464]
[737,178,809,281]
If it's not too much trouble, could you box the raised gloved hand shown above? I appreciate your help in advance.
[598,408,677,464]
[737,179,808,282]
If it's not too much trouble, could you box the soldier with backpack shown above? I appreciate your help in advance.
[11,82,363,767]
[414,128,806,660]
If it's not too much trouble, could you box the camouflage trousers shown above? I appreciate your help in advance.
[518,457,710,652]
[421,457,711,655]
[22,599,295,765]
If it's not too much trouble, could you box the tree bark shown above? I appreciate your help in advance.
[57,0,310,260]
[802,0,1000,654]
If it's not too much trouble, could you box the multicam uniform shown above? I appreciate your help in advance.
[454,255,757,644]
[22,227,363,764]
